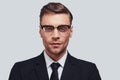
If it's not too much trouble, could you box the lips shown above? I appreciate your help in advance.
[51,43,61,45]
[50,43,62,47]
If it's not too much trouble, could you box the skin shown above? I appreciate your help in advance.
[39,14,73,61]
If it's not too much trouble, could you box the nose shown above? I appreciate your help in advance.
[51,29,60,40]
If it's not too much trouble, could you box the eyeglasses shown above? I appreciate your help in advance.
[40,25,71,32]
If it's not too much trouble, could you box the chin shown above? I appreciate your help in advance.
[52,49,65,55]
[52,50,61,54]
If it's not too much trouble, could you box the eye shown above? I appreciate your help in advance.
[58,25,70,32]
[41,25,54,32]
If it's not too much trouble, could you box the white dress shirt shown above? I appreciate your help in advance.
[44,51,67,80]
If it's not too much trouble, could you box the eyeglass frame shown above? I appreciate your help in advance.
[40,24,72,33]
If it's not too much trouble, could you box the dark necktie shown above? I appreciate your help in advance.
[50,63,60,80]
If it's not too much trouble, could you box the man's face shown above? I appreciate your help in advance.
[40,14,73,58]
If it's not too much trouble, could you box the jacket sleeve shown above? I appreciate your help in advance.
[8,63,22,80]
[88,63,101,80]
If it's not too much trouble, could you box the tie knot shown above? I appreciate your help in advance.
[51,63,60,70]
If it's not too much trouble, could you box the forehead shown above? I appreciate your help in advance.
[41,14,70,25]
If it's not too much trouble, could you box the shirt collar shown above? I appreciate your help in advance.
[44,50,68,68]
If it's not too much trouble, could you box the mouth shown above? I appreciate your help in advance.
[50,43,62,48]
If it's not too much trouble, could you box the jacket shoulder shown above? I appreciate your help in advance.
[68,54,95,66]
[13,54,42,69]
[66,54,101,80]
[68,54,99,72]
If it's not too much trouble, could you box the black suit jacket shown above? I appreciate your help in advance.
[9,52,101,80]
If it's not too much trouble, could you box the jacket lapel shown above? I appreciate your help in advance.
[60,53,79,80]
[34,53,49,80]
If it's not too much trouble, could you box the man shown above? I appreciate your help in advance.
[9,2,101,80]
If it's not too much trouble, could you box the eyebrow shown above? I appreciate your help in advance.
[40,24,71,27]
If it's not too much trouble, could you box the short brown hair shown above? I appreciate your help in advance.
[40,2,73,24]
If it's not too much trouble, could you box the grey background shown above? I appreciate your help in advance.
[0,0,120,80]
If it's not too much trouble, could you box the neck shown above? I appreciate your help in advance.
[45,49,67,61]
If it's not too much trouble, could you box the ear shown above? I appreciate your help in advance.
[39,29,43,38]
[69,26,73,38]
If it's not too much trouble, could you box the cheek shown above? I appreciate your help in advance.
[42,35,52,46]
[40,31,49,40]
[42,36,49,43]
[42,38,49,48]
[63,35,70,43]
